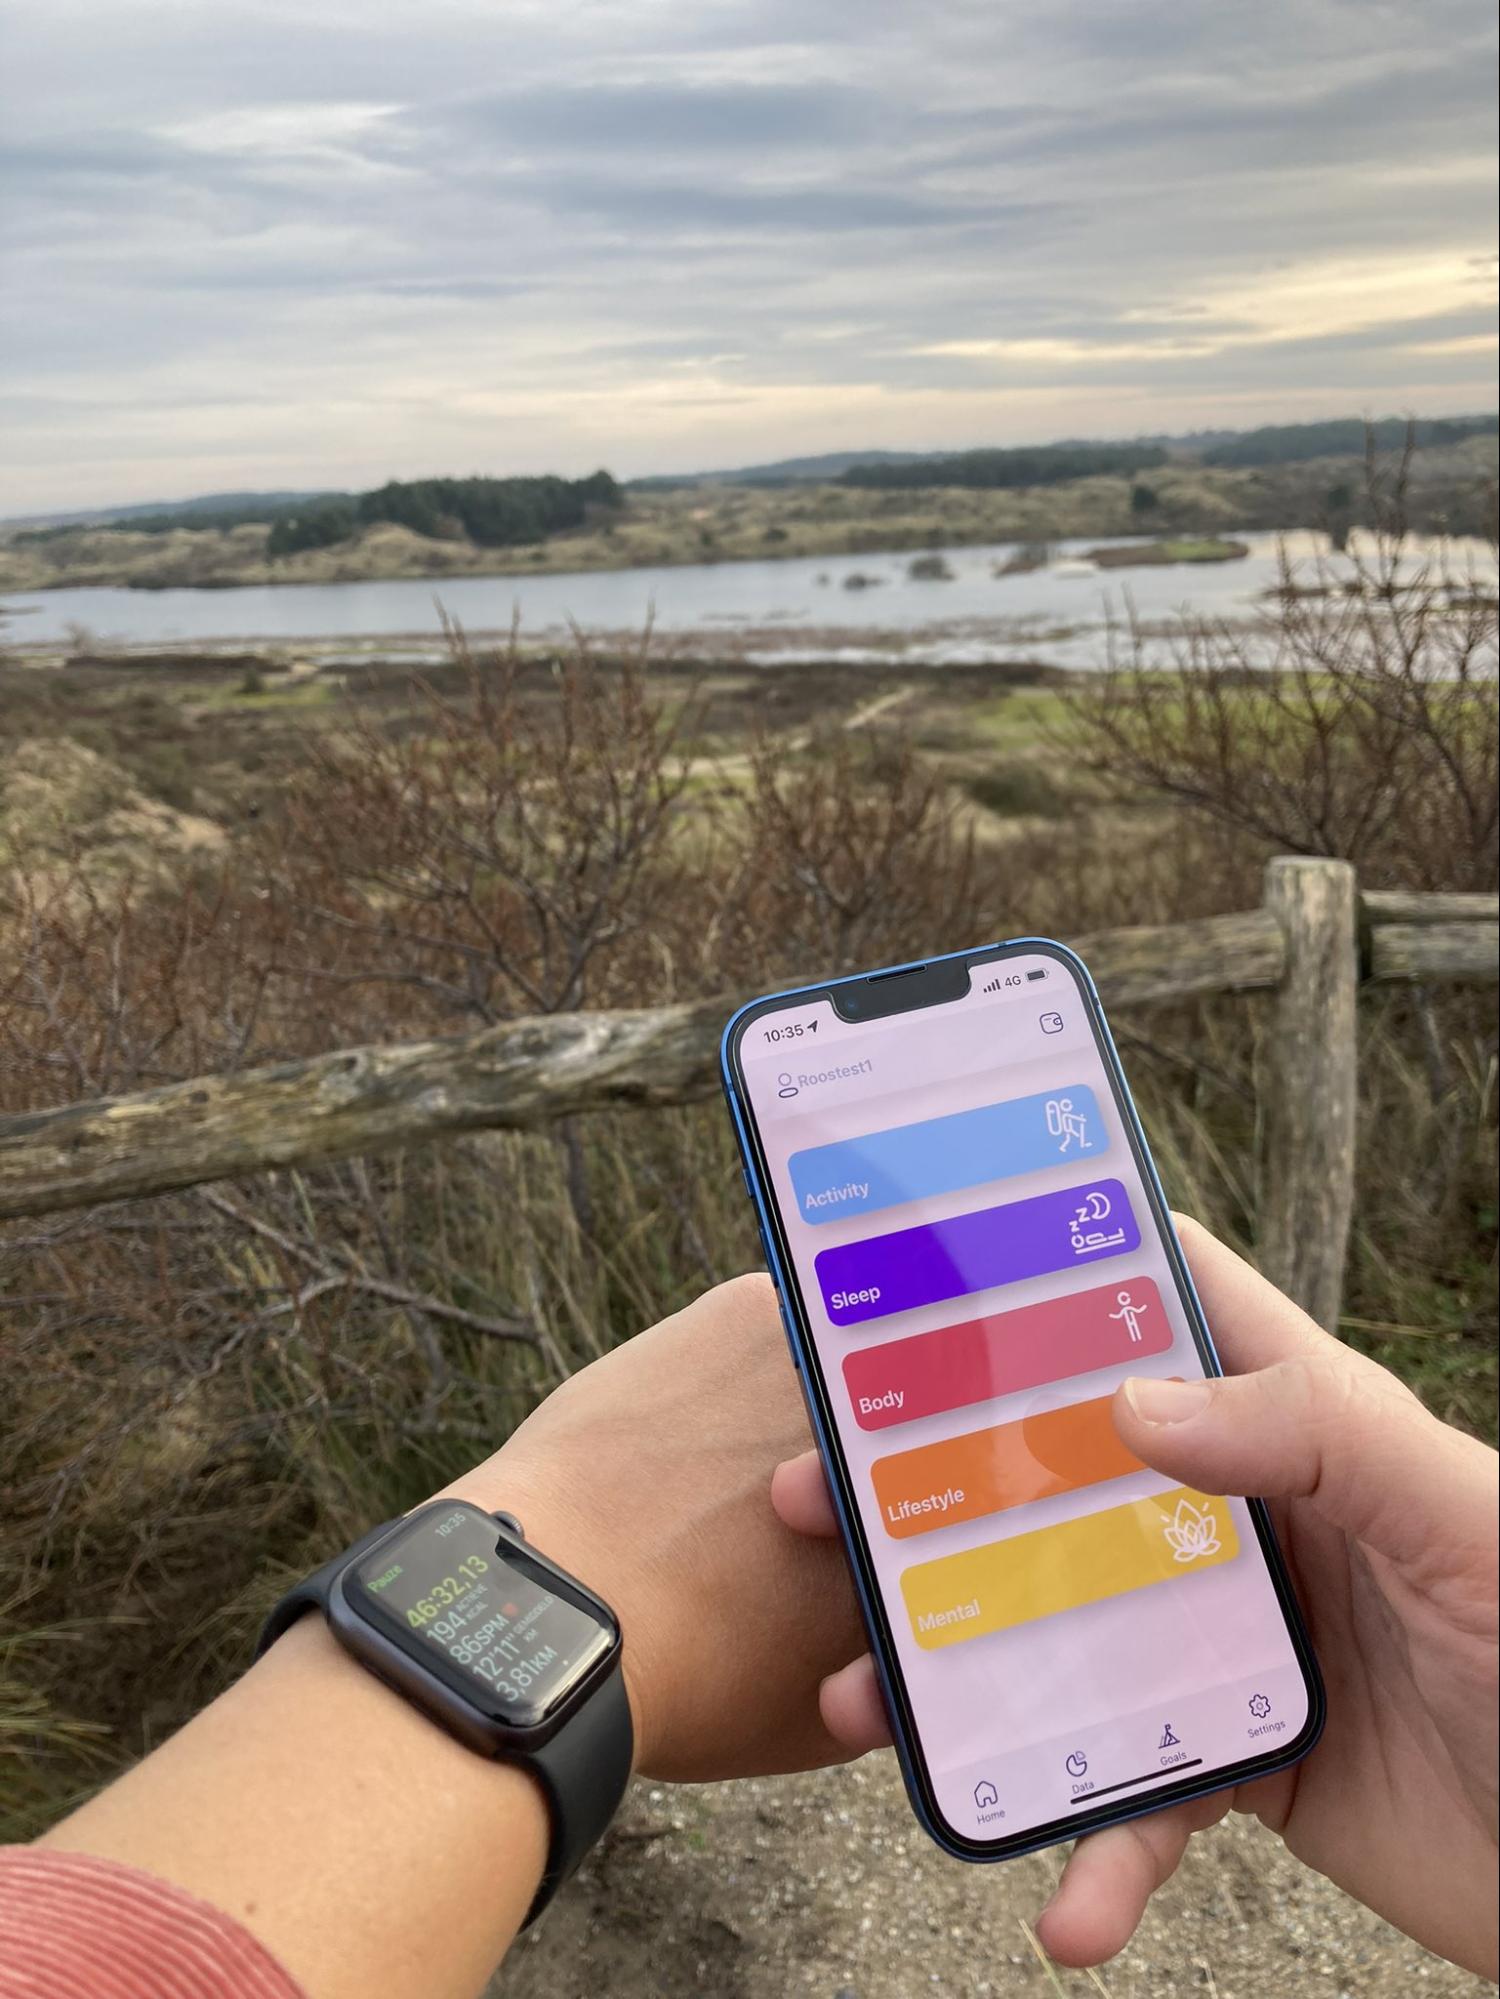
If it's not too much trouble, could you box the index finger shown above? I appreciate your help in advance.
[1172,1214,1327,1374]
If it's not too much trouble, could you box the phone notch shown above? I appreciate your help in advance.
[830,955,971,1024]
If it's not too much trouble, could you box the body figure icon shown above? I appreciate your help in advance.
[1108,1288,1149,1342]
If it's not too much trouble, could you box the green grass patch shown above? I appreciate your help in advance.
[965,760,1069,818]
[1161,538,1248,562]
[965,687,1076,748]
[199,675,336,711]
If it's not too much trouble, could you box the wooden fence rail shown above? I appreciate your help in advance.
[1,859,1495,1331]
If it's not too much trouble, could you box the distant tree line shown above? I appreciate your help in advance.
[1196,414,1495,468]
[13,414,1493,543]
[267,471,623,557]
[839,443,1170,491]
[12,474,622,553]
[834,416,1496,492]
[264,501,362,557]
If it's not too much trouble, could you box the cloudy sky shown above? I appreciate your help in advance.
[2,0,1496,510]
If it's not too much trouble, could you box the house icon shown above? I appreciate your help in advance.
[973,1780,999,1809]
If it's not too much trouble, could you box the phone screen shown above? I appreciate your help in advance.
[729,947,1319,1853]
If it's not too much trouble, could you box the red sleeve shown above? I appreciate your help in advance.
[0,1847,306,1999]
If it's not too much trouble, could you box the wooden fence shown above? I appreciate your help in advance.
[1,858,1494,1333]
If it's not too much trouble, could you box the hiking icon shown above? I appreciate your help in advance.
[1159,1723,1180,1749]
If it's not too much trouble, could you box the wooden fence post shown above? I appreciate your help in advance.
[1256,856,1360,1333]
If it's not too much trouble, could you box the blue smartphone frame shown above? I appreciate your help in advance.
[721,935,1324,1866]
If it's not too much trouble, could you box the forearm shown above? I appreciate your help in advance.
[39,1611,549,1999]
[27,1275,863,1996]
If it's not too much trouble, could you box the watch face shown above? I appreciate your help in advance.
[350,1504,615,1727]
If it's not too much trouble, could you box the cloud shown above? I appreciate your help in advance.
[1,0,1495,508]
[444,79,882,155]
[917,253,1499,369]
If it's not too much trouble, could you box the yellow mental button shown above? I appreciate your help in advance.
[900,1485,1239,1650]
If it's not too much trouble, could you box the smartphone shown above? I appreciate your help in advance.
[721,939,1323,1863]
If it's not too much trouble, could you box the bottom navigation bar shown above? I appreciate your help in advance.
[930,1659,1311,1843]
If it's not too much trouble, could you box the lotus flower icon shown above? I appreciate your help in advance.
[1162,1497,1222,1563]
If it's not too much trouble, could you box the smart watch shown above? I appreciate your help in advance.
[255,1499,633,1925]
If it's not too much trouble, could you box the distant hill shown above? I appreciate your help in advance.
[635,414,1498,491]
[4,490,336,531]
[1195,414,1496,468]
[837,415,1496,492]
[9,414,1494,529]
[628,450,930,490]
[838,441,1169,492]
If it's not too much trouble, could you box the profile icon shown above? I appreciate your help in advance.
[777,1072,799,1099]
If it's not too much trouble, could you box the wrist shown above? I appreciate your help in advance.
[247,1612,554,1901]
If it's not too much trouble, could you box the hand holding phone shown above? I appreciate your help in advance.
[723,943,1323,1864]
[773,1217,1500,1981]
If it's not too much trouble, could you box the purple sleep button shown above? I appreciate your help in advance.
[815,1179,1140,1327]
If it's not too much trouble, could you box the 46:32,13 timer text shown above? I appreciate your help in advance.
[404,1553,489,1628]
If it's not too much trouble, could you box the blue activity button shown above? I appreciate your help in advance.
[788,1085,1106,1225]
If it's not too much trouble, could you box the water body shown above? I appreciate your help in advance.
[3,531,1493,668]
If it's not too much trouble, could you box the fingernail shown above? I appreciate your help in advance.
[1123,1376,1213,1425]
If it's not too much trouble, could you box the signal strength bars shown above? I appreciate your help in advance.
[980,969,1048,994]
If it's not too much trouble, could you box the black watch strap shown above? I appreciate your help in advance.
[254,1512,633,1927]
[522,1651,633,1920]
[256,1517,403,1652]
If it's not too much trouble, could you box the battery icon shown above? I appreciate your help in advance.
[1026,969,1047,982]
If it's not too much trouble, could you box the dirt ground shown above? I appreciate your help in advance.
[498,1757,1493,1999]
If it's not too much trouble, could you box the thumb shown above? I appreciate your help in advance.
[1113,1352,1493,1574]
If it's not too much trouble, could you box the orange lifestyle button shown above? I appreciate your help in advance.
[870,1390,1150,1538]
[901,1484,1240,1649]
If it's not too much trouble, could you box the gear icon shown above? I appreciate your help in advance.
[1248,1693,1272,1719]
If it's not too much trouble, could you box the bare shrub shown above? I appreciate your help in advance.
[259,628,706,1034]
[1064,502,1498,895]
[717,727,986,979]
[0,867,281,1110]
